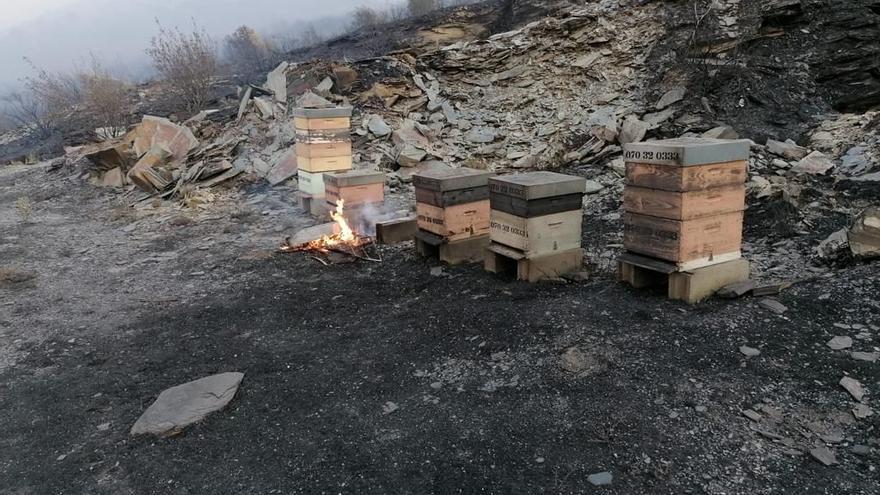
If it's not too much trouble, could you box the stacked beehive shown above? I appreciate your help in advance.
[413,167,494,264]
[619,138,751,301]
[293,106,353,215]
[486,172,586,282]
[323,170,385,209]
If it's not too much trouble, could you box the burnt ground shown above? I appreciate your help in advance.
[1,163,879,494]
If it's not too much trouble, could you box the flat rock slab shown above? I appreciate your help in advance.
[131,372,244,437]
[826,336,853,350]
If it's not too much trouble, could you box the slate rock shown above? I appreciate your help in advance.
[739,345,761,357]
[766,139,808,160]
[851,351,879,363]
[793,151,835,175]
[465,127,498,144]
[826,336,853,350]
[810,446,838,466]
[587,472,613,486]
[758,298,788,314]
[618,116,648,144]
[367,115,392,137]
[839,376,865,402]
[131,372,244,437]
[655,88,686,110]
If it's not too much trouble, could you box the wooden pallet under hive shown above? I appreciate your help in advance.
[618,252,750,304]
[485,242,584,283]
[415,229,490,265]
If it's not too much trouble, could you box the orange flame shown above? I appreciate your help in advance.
[330,199,355,243]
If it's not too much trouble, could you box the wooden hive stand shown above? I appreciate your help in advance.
[618,252,750,304]
[415,229,490,265]
[485,243,584,283]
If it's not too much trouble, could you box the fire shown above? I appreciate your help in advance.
[329,199,355,243]
[282,199,374,255]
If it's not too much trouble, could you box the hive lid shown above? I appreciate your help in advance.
[623,138,750,166]
[413,167,495,192]
[489,172,587,200]
[323,169,385,187]
[292,107,353,119]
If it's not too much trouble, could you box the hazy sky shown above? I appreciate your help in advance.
[0,0,386,90]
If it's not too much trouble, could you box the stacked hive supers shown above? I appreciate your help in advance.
[485,172,586,282]
[293,106,353,215]
[413,167,494,264]
[619,138,751,302]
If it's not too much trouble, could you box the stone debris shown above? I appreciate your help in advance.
[848,208,880,258]
[852,404,874,420]
[839,376,866,402]
[739,346,761,358]
[826,336,853,351]
[766,139,809,161]
[130,372,244,437]
[742,409,762,422]
[810,446,838,466]
[758,298,788,314]
[792,151,835,175]
[559,347,588,373]
[587,472,613,486]
[851,351,880,363]
[382,401,399,414]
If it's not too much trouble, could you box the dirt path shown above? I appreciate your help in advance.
[1,164,878,494]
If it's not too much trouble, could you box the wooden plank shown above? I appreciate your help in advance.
[625,160,747,191]
[623,212,743,264]
[415,186,489,208]
[293,116,350,130]
[416,200,490,242]
[296,141,352,158]
[440,235,491,265]
[623,184,745,220]
[376,218,417,245]
[489,209,582,258]
[297,155,353,173]
[325,182,384,207]
[490,193,583,218]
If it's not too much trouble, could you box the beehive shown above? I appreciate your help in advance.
[323,170,385,208]
[293,106,353,215]
[488,172,586,259]
[621,138,750,270]
[412,167,494,263]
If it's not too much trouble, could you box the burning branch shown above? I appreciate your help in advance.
[280,199,380,263]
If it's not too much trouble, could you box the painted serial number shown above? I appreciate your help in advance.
[624,150,681,162]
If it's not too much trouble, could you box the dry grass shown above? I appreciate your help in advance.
[15,196,32,223]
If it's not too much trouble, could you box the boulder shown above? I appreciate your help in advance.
[367,115,392,137]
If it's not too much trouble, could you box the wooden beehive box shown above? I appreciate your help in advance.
[622,138,750,269]
[297,169,331,197]
[413,167,494,242]
[324,170,385,207]
[488,172,586,258]
[293,107,353,174]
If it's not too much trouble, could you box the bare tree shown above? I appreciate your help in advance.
[224,25,273,81]
[146,20,218,113]
[20,58,83,132]
[408,0,439,16]
[81,57,131,136]
[350,6,385,30]
[299,23,323,48]
[1,91,53,137]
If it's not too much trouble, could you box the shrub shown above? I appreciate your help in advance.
[146,20,218,113]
